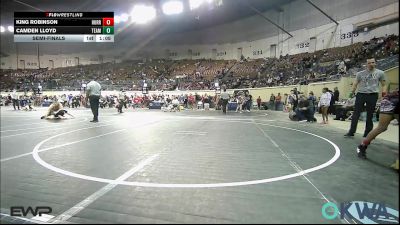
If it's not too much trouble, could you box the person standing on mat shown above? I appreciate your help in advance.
[220,86,230,114]
[86,78,102,122]
[356,89,398,162]
[318,88,332,124]
[117,89,126,113]
[11,89,20,110]
[344,58,387,137]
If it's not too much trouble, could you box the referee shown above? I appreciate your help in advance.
[86,78,102,122]
[344,58,387,137]
[220,87,230,114]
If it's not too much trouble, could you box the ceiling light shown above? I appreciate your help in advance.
[0,26,5,33]
[162,1,183,15]
[7,26,14,32]
[131,5,156,24]
[189,0,215,10]
[189,0,205,10]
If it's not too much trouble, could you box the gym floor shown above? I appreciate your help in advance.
[1,107,398,224]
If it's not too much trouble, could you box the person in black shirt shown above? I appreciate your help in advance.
[247,94,253,111]
[328,89,335,115]
[307,92,317,122]
[220,87,230,114]
[203,95,210,110]
[295,95,311,121]
[333,87,340,102]
[292,88,299,110]
[269,94,275,110]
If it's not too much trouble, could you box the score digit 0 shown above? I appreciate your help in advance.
[102,26,114,34]
[102,18,114,26]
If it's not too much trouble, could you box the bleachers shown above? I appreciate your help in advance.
[1,35,398,92]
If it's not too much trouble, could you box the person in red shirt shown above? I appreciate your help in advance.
[133,96,141,108]
[257,96,262,110]
[275,93,282,111]
[188,94,195,110]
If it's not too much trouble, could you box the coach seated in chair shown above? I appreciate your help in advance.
[334,96,356,121]
[295,95,313,122]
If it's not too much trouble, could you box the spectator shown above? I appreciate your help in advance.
[283,93,289,112]
[333,87,340,103]
[246,93,252,112]
[338,59,347,75]
[319,87,332,124]
[269,94,275,110]
[117,89,126,113]
[328,89,335,115]
[257,96,262,110]
[308,91,317,120]
[292,88,299,110]
[334,96,356,121]
[295,95,311,122]
[275,93,282,111]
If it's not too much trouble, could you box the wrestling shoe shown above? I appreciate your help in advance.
[344,133,354,137]
[357,144,367,159]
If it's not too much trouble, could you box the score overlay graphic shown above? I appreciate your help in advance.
[14,12,114,42]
